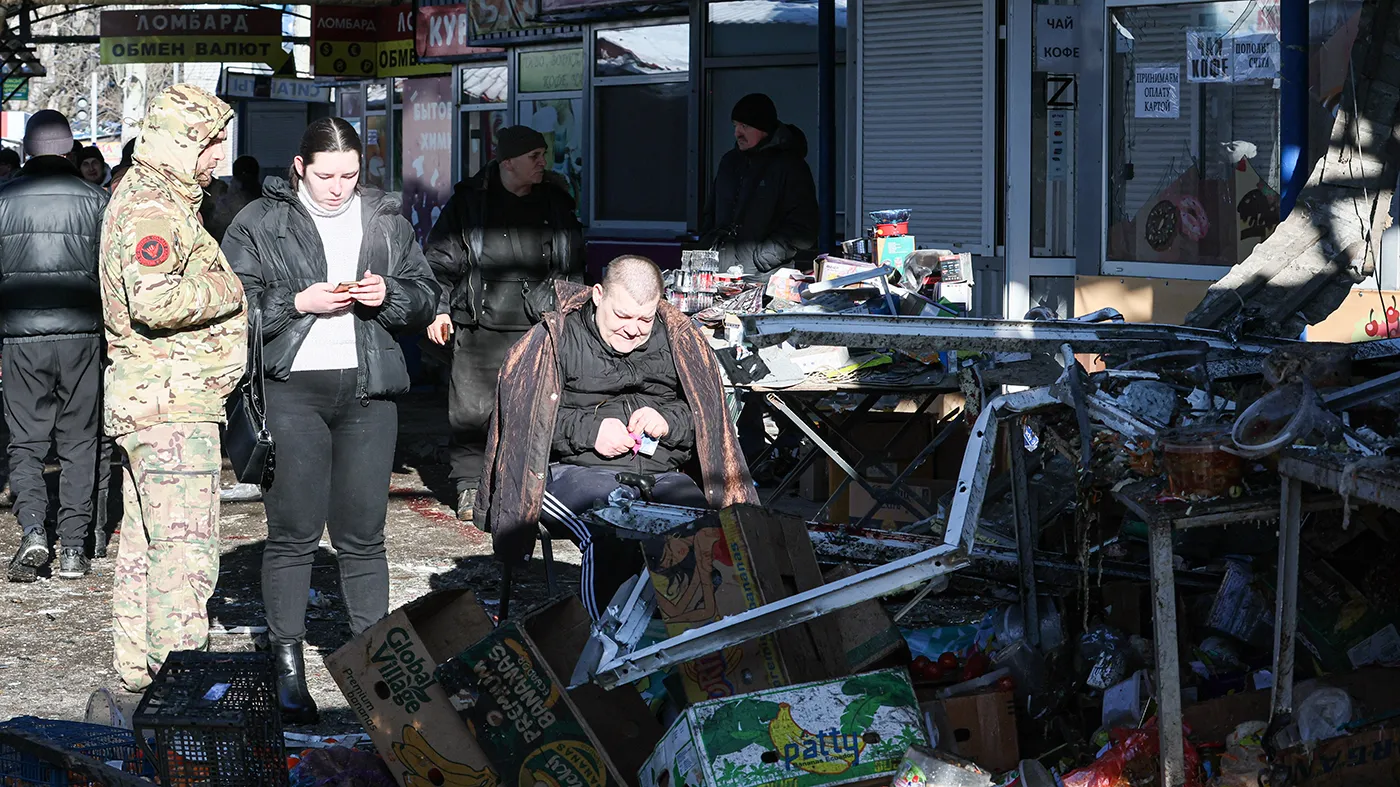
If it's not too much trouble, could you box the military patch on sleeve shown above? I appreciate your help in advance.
[136,235,171,267]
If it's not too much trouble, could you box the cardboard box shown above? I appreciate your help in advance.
[643,505,846,706]
[843,479,952,530]
[822,565,906,672]
[819,257,878,283]
[324,589,497,787]
[638,669,927,787]
[923,691,1019,774]
[1277,726,1400,786]
[1260,549,1400,674]
[435,597,662,787]
[875,236,916,269]
[1182,667,1400,745]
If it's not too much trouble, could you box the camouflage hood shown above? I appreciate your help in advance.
[133,84,231,207]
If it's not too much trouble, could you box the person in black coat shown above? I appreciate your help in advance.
[222,118,438,725]
[423,125,584,521]
[0,110,109,581]
[701,93,819,276]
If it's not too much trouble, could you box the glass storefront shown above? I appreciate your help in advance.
[459,64,507,180]
[1107,1,1281,268]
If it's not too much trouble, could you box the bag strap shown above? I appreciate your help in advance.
[246,305,269,432]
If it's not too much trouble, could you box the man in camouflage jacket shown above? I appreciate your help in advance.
[98,84,247,693]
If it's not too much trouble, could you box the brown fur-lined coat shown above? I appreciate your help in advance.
[474,281,758,562]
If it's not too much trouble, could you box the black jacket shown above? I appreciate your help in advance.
[0,156,108,339]
[701,124,820,275]
[424,161,584,331]
[552,302,694,474]
[221,177,440,400]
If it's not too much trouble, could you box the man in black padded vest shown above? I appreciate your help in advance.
[0,110,109,581]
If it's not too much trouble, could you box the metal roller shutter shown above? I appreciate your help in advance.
[1115,4,1199,224]
[859,0,995,254]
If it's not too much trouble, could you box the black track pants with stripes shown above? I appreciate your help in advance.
[539,463,707,620]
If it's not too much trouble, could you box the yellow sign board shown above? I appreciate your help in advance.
[101,36,290,69]
[311,38,448,79]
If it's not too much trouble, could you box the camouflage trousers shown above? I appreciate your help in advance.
[111,422,221,692]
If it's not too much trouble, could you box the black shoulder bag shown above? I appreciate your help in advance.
[223,305,275,486]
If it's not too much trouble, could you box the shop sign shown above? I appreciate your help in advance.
[400,75,454,245]
[1231,33,1279,81]
[100,9,289,70]
[518,48,584,93]
[311,6,450,78]
[1034,5,1080,73]
[417,3,503,60]
[2,79,26,102]
[1186,29,1230,83]
[1135,65,1180,119]
[222,72,330,103]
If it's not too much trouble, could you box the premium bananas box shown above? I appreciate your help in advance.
[324,588,497,787]
[639,668,927,787]
[435,596,662,787]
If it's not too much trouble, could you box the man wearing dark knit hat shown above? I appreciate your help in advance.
[701,92,819,277]
[424,125,584,520]
[0,109,109,581]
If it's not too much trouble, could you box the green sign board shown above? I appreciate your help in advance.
[2,79,28,102]
[518,48,583,93]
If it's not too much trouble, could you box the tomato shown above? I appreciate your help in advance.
[938,652,960,670]
[924,663,947,681]
[995,675,1016,692]
[912,655,933,671]
[961,650,990,681]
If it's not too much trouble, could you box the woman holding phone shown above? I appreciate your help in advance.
[222,117,438,724]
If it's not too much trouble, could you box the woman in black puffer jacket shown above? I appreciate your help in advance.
[221,117,438,725]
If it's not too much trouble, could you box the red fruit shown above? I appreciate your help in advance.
[1386,306,1397,324]
[996,675,1016,692]
[924,663,947,681]
[961,650,990,681]
[938,652,960,670]
[913,655,933,671]
[1368,320,1381,337]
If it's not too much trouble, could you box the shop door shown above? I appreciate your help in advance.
[1006,0,1084,320]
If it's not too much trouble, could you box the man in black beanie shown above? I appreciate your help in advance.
[701,92,819,277]
[424,125,584,520]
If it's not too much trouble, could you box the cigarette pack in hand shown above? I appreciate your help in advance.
[638,435,659,456]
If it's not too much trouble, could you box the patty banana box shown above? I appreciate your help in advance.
[324,589,498,787]
[639,668,927,787]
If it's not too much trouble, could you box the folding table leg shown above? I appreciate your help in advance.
[1149,517,1185,787]
[1271,477,1303,720]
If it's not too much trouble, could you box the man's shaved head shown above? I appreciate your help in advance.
[593,256,664,354]
[602,255,664,304]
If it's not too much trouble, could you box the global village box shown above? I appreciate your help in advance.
[323,588,498,787]
[642,505,845,706]
[638,668,928,787]
[435,595,663,787]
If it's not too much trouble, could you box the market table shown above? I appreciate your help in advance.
[1275,450,1400,719]
[733,375,961,527]
[1112,479,1342,787]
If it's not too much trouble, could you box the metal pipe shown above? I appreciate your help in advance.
[817,0,836,255]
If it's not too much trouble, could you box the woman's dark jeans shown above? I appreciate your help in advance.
[262,369,396,644]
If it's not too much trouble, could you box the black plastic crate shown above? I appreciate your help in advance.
[0,716,157,785]
[132,651,288,787]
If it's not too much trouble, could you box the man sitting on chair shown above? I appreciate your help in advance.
[475,255,757,619]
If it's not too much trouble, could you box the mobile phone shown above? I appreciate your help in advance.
[332,280,360,293]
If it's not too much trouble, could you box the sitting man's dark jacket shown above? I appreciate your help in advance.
[552,300,694,474]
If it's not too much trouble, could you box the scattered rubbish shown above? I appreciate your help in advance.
[1295,684,1354,744]
[1061,718,1203,787]
[891,745,993,787]
[289,745,395,787]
